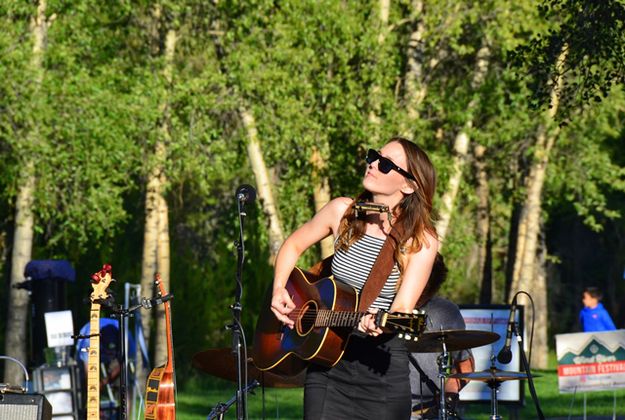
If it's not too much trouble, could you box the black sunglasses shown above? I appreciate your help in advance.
[365,149,416,181]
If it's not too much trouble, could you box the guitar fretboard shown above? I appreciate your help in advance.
[86,303,100,420]
[314,309,365,328]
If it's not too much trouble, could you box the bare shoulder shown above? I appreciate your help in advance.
[328,197,353,215]
[423,231,440,253]
[316,197,353,235]
[405,231,439,262]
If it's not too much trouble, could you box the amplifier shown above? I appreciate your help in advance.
[0,393,52,420]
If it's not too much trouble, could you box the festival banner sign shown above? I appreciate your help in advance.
[555,329,625,393]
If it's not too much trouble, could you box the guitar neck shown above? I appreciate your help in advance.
[86,303,101,420]
[314,309,368,328]
[164,295,175,371]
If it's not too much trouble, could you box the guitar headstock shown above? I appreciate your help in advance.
[377,309,427,341]
[90,264,113,303]
[154,272,167,296]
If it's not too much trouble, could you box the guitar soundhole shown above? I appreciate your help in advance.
[297,301,317,336]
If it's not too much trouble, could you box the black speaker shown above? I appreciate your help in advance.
[0,393,52,420]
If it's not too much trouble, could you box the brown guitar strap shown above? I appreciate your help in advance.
[357,224,404,311]
[307,224,405,312]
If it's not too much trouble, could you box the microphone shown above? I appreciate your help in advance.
[236,184,256,204]
[142,293,173,309]
[497,294,518,364]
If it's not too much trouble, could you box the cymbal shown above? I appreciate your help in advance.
[449,368,537,383]
[404,329,499,353]
[192,348,305,388]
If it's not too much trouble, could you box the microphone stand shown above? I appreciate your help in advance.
[229,193,249,420]
[505,291,544,420]
[207,380,259,420]
[512,319,544,420]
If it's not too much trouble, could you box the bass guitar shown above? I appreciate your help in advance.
[86,264,114,420]
[144,273,176,419]
[253,267,427,375]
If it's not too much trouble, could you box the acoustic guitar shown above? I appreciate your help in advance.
[253,267,427,375]
[144,274,176,419]
[86,264,114,420]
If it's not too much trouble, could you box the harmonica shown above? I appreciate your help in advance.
[353,202,390,219]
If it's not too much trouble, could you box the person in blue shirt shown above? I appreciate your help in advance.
[579,287,617,332]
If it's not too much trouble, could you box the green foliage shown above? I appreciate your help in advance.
[546,87,625,230]
[2,0,625,382]
[514,0,625,118]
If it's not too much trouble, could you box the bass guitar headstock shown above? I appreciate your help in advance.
[376,309,427,341]
[90,264,114,303]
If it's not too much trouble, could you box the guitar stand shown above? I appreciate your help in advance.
[207,380,260,420]
[107,302,140,420]
[106,296,166,420]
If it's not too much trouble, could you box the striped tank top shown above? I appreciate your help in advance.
[331,234,401,310]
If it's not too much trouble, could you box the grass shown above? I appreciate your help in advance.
[461,367,625,419]
[176,376,303,420]
[175,354,625,420]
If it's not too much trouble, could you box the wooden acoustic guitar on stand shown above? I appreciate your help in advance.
[86,264,114,420]
[144,273,177,419]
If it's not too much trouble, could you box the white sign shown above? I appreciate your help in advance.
[556,329,625,393]
[459,306,523,403]
[44,310,74,347]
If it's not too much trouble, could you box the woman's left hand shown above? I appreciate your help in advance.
[357,309,383,337]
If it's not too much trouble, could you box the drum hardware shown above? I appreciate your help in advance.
[436,337,451,420]
[408,329,500,420]
[449,357,539,420]
[405,329,500,353]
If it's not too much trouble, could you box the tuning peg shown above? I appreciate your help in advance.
[102,264,112,272]
[90,274,100,283]
[404,333,411,340]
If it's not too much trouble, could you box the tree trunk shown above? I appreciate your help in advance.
[4,0,48,385]
[311,147,333,258]
[402,0,426,129]
[367,0,390,136]
[153,28,176,368]
[4,165,35,384]
[207,3,285,265]
[531,226,549,369]
[474,144,493,304]
[509,45,568,369]
[510,204,528,292]
[436,43,490,245]
[239,108,285,263]
[140,7,176,382]
[140,171,159,345]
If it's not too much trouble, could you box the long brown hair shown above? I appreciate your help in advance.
[335,137,438,277]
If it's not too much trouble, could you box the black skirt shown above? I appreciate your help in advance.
[304,334,411,420]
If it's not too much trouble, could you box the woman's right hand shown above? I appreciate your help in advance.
[271,286,296,329]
